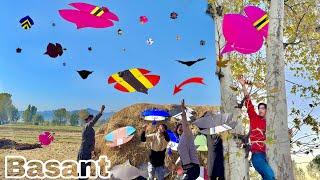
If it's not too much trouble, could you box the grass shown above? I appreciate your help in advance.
[1,123,83,132]
[0,124,83,179]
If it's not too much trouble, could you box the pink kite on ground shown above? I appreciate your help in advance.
[139,16,148,24]
[38,131,54,146]
[59,2,119,29]
[221,6,269,55]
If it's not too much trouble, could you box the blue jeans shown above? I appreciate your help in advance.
[252,153,275,180]
[147,162,165,180]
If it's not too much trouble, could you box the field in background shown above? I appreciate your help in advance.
[0,124,89,179]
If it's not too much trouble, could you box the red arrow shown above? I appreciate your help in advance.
[173,77,206,95]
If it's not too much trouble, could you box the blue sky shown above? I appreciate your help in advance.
[0,0,220,111]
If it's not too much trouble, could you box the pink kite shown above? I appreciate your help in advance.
[221,6,269,55]
[38,131,54,146]
[59,2,119,29]
[139,16,148,24]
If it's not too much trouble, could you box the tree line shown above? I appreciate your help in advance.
[0,93,19,124]
[0,93,92,126]
[22,105,91,126]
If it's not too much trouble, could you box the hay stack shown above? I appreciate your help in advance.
[95,103,219,171]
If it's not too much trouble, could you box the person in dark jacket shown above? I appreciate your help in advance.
[196,111,225,180]
[77,105,105,180]
[207,134,225,180]
[141,123,170,180]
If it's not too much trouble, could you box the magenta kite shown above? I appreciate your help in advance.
[59,2,119,29]
[221,6,269,55]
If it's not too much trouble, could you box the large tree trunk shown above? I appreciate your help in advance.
[210,1,249,179]
[317,0,320,25]
[266,0,294,179]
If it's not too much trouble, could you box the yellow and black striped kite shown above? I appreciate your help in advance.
[19,16,34,29]
[108,68,160,94]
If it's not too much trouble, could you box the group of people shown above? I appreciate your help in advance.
[141,99,200,180]
[77,77,275,180]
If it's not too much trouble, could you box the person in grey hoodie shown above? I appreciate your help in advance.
[177,99,200,180]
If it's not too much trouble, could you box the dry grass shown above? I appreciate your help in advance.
[0,124,82,179]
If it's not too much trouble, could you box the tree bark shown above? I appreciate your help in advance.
[317,0,320,25]
[266,0,294,179]
[210,1,249,179]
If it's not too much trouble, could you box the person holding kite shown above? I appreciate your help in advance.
[77,105,105,180]
[239,77,275,180]
[175,99,200,180]
[140,123,170,180]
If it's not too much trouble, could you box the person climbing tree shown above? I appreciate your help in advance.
[239,76,275,180]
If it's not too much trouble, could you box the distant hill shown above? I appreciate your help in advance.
[19,108,114,122]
